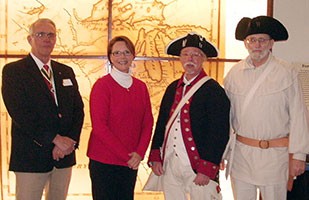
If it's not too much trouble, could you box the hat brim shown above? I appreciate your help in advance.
[166,33,219,57]
[235,16,288,41]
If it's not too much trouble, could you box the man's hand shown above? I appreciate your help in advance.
[193,173,210,186]
[220,160,226,170]
[127,152,142,170]
[289,158,305,177]
[52,146,65,161]
[151,161,164,176]
[52,134,76,155]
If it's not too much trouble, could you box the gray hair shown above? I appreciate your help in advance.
[29,18,56,35]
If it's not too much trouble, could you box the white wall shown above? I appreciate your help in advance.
[273,0,309,63]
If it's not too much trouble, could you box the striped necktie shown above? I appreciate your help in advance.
[41,64,51,82]
[41,65,56,101]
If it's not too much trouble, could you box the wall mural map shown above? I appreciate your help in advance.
[0,0,222,199]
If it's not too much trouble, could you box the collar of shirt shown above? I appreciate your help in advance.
[183,75,196,86]
[110,67,133,89]
[176,70,207,88]
[244,53,273,70]
[30,52,52,72]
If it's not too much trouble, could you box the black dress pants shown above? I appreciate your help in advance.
[89,159,138,200]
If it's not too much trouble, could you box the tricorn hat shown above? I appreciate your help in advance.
[165,32,218,57]
[235,16,289,41]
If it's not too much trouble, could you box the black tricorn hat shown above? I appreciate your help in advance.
[165,32,218,57]
[235,16,289,41]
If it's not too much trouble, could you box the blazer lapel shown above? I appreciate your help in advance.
[25,55,57,104]
[51,61,64,105]
[51,61,60,86]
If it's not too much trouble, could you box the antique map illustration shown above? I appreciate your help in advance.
[0,0,223,199]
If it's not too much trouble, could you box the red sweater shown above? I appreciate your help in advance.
[87,74,153,167]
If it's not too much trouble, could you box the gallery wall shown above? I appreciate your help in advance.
[273,0,309,64]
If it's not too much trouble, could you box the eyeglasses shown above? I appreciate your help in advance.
[180,52,203,59]
[111,50,132,57]
[245,37,271,45]
[33,32,56,39]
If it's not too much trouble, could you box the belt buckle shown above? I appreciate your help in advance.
[259,140,269,149]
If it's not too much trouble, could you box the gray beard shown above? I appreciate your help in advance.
[249,50,270,62]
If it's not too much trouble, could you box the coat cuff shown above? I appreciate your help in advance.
[196,159,219,180]
[147,149,162,167]
[292,153,306,161]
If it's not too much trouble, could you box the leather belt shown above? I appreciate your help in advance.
[236,134,289,149]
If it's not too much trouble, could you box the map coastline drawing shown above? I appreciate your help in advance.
[0,0,223,199]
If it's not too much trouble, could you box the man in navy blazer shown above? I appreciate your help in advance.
[1,18,84,200]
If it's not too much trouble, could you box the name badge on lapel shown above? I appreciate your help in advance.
[63,79,73,86]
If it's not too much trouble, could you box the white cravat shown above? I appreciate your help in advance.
[110,67,133,89]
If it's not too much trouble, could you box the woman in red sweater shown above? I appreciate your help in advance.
[87,36,154,200]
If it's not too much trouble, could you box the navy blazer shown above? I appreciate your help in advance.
[1,54,84,172]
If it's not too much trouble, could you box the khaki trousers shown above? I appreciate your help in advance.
[15,167,72,200]
[162,154,222,200]
[231,177,287,200]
